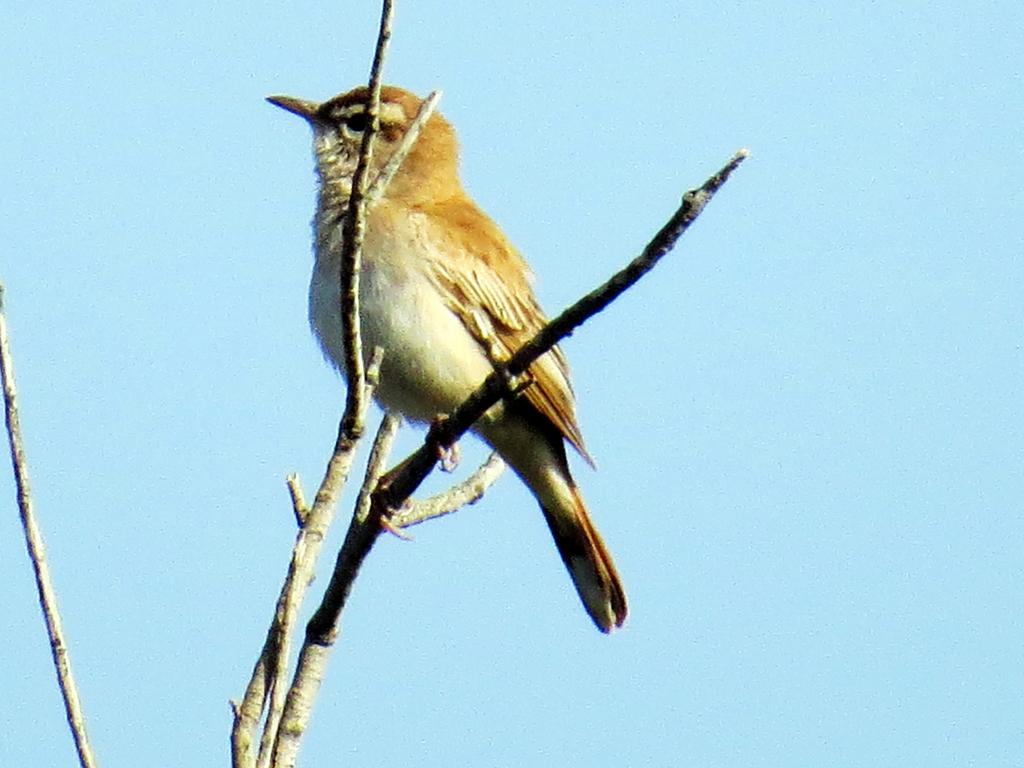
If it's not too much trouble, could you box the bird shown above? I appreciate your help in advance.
[267,85,627,632]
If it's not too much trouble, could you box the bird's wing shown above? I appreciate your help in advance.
[420,197,592,463]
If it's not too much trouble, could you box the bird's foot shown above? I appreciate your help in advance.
[436,440,461,473]
[380,513,414,541]
[429,414,461,472]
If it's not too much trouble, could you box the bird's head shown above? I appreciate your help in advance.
[267,85,460,206]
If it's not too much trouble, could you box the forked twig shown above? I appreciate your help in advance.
[231,351,383,768]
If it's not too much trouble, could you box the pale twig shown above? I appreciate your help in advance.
[301,149,750,647]
[353,412,402,525]
[275,455,396,757]
[0,285,99,768]
[391,453,506,529]
[251,470,317,767]
[286,474,307,527]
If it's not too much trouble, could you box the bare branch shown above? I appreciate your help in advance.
[256,89,458,762]
[277,477,386,747]
[391,453,506,529]
[256,412,401,768]
[1,285,99,768]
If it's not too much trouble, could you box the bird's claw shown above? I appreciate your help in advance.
[429,413,461,472]
[380,512,413,541]
[436,440,461,472]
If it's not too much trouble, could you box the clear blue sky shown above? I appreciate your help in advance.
[3,2,1022,766]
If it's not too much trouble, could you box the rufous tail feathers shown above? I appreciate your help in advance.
[541,484,627,633]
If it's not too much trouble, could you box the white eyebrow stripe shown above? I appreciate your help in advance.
[379,102,407,124]
[335,101,407,123]
[335,103,363,117]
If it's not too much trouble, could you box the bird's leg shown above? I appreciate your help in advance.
[506,369,535,398]
[365,471,415,540]
[437,441,461,473]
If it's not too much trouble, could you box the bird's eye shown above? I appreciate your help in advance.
[343,112,368,133]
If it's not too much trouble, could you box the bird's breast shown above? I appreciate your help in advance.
[309,209,494,423]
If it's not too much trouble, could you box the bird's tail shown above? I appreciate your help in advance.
[539,482,627,633]
[480,409,627,632]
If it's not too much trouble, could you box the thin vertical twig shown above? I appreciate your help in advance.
[1,285,99,768]
[276,88,444,657]
[338,0,395,436]
[352,412,403,525]
[365,90,442,204]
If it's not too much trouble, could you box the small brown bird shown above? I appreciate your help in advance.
[268,85,627,632]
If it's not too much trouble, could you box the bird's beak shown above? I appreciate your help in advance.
[266,95,321,123]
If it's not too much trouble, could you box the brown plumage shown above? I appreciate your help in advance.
[269,85,627,632]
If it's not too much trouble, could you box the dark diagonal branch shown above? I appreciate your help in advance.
[303,148,750,645]
[416,148,750,484]
[1,285,99,768]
